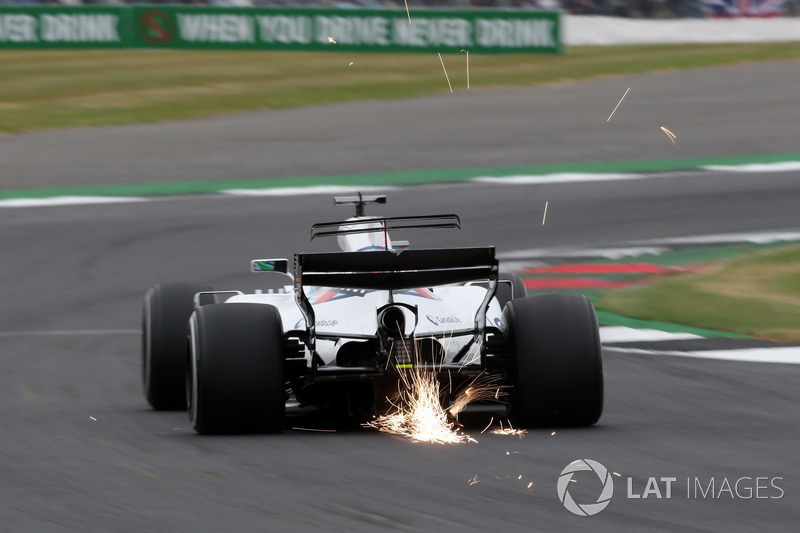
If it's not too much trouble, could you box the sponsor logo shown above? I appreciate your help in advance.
[425,314,462,326]
[137,10,175,45]
[293,318,339,329]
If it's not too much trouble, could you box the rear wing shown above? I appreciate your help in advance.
[310,214,461,241]
[296,247,497,291]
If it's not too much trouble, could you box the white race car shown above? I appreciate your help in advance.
[142,194,603,434]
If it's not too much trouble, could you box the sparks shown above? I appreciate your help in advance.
[606,87,630,122]
[550,431,556,436]
[468,474,480,486]
[404,0,411,23]
[527,482,533,489]
[542,200,549,225]
[613,471,622,477]
[660,126,677,146]
[437,52,453,94]
[89,416,97,421]
[460,49,469,90]
[364,364,473,444]
[349,61,354,66]
[327,36,336,44]
[292,427,336,432]
[481,416,494,434]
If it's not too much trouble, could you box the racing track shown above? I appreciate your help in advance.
[2,60,800,532]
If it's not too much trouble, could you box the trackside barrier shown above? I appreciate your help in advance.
[0,6,561,54]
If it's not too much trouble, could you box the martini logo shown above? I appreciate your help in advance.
[557,459,614,516]
[137,11,175,45]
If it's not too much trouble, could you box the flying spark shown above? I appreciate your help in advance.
[489,423,527,439]
[481,417,494,434]
[89,416,97,421]
[349,61,354,66]
[606,87,630,122]
[660,126,677,145]
[527,482,533,489]
[550,431,556,436]
[542,201,549,225]
[437,52,453,94]
[292,427,336,432]
[327,36,336,44]
[468,474,480,486]
[518,475,523,480]
[461,49,470,90]
[613,472,622,477]
[404,0,411,23]
[449,373,505,418]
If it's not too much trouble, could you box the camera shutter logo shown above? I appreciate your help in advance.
[557,459,614,516]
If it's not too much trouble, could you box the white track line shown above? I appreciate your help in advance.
[704,162,800,173]
[600,327,702,343]
[499,230,800,261]
[608,346,800,365]
[0,329,139,338]
[0,196,145,208]
[473,173,644,185]
[222,185,395,197]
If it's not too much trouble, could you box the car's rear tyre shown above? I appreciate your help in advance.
[472,270,526,309]
[502,294,603,427]
[189,303,285,434]
[497,270,527,310]
[142,283,211,410]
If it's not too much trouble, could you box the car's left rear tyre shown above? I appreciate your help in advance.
[142,283,211,410]
[188,303,285,435]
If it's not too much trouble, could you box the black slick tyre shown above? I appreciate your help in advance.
[497,270,527,310]
[142,283,211,410]
[502,294,603,427]
[189,303,285,435]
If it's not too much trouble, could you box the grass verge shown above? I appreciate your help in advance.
[595,244,800,342]
[1,42,799,133]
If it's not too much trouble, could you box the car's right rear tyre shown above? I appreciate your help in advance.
[189,303,285,434]
[502,294,603,427]
[497,270,527,310]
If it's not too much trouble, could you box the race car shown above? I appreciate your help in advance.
[142,194,603,434]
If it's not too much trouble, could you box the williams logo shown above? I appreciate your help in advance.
[557,459,614,516]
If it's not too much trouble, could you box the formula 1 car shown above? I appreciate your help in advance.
[142,194,603,434]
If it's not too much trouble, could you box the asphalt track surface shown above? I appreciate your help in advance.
[2,60,800,532]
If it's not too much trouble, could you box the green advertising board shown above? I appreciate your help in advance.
[0,6,129,48]
[0,6,560,54]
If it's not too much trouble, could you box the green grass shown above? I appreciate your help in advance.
[596,244,800,342]
[1,42,799,133]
